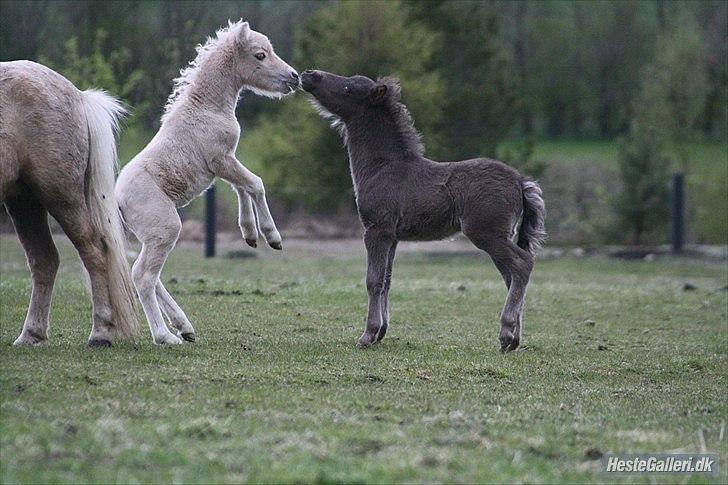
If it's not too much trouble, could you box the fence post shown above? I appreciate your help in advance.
[671,172,684,255]
[205,184,216,258]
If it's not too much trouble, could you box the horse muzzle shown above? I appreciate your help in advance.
[301,69,322,92]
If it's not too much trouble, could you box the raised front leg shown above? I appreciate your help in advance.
[213,155,281,250]
[232,185,259,248]
[358,230,393,348]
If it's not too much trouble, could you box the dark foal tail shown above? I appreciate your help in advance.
[517,178,546,256]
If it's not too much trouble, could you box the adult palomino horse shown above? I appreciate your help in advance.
[302,70,546,352]
[116,20,299,344]
[0,61,137,346]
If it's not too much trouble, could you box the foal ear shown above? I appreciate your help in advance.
[368,84,388,104]
[238,21,251,41]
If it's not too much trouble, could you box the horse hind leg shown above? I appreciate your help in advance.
[468,234,534,352]
[50,199,122,346]
[5,193,60,346]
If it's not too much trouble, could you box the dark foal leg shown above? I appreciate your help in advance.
[375,241,397,343]
[5,194,60,345]
[469,235,533,352]
[492,242,533,351]
[358,230,393,348]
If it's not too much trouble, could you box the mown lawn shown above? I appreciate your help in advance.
[0,235,726,483]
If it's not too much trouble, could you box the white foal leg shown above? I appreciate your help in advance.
[213,156,281,249]
[133,242,182,345]
[156,281,196,341]
[119,179,183,345]
[232,185,259,248]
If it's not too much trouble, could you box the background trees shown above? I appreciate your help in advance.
[1,0,725,244]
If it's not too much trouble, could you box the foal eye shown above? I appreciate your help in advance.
[254,52,266,61]
[344,86,350,92]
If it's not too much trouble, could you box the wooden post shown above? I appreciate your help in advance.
[205,184,216,258]
[671,173,684,255]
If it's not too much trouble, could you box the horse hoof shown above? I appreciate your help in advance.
[154,334,183,345]
[13,331,48,346]
[88,338,112,348]
[357,333,377,349]
[269,241,282,250]
[499,334,520,353]
[181,332,197,343]
[245,238,257,248]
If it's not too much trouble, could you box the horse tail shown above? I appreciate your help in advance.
[80,89,139,339]
[517,178,547,256]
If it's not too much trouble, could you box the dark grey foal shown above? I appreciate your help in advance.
[301,70,546,351]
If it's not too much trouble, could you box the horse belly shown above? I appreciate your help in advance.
[396,206,460,241]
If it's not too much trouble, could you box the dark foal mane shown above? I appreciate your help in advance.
[308,77,425,157]
[373,77,425,157]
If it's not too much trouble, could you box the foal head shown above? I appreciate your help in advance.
[234,22,300,97]
[300,70,398,120]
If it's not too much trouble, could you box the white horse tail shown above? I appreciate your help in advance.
[80,89,139,339]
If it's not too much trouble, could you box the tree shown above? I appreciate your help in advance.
[616,121,672,245]
[39,28,150,125]
[407,0,517,158]
[649,17,709,172]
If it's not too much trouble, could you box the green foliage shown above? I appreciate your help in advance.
[647,17,709,170]
[248,0,445,211]
[496,136,547,179]
[615,16,709,245]
[408,0,517,158]
[615,70,673,244]
[616,126,671,245]
[39,29,150,126]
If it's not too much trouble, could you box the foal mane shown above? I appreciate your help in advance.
[376,77,425,157]
[161,19,247,124]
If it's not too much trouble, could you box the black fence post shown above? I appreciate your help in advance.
[672,173,684,255]
[205,184,216,258]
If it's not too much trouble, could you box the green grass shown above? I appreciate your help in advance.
[1,236,726,483]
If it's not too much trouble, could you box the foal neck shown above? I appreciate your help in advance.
[345,110,421,179]
[185,65,241,116]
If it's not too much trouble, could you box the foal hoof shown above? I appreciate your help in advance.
[245,238,257,248]
[181,332,197,343]
[13,331,48,346]
[154,333,183,345]
[269,241,282,251]
[88,338,112,348]
[499,333,520,353]
[357,332,377,349]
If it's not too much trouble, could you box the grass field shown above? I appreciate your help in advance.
[1,235,726,483]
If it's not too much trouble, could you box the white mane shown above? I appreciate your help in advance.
[161,19,246,123]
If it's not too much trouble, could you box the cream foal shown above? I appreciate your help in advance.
[116,20,299,344]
